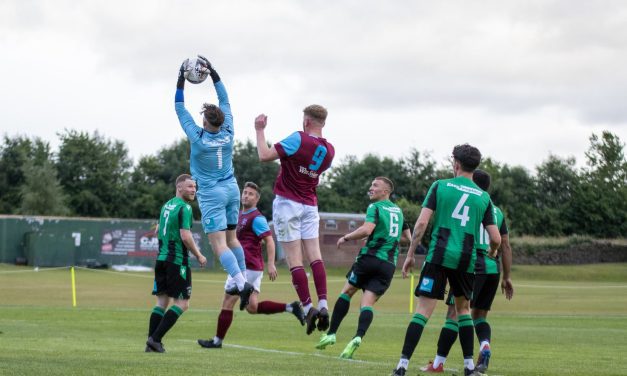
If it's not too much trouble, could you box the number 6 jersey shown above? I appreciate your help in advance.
[357,200,406,266]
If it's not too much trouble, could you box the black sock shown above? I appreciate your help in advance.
[474,318,491,343]
[356,306,374,338]
[401,313,428,360]
[151,305,184,342]
[148,306,165,337]
[328,293,351,335]
[436,318,459,357]
[458,314,474,359]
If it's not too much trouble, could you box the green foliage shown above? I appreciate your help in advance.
[56,130,133,217]
[18,158,70,216]
[233,140,279,216]
[1,130,625,237]
[0,135,51,214]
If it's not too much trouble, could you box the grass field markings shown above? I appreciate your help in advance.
[179,339,391,366]
[0,266,69,274]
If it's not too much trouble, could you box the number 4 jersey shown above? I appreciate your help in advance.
[357,200,405,266]
[273,131,335,206]
[422,176,495,272]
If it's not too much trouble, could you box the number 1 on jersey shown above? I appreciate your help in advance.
[451,193,470,227]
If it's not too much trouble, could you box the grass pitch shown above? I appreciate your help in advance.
[1,263,626,375]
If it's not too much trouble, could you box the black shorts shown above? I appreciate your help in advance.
[471,273,500,311]
[346,255,396,296]
[152,260,192,300]
[416,262,474,301]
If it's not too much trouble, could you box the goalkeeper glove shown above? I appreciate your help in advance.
[177,59,189,90]
[197,55,221,83]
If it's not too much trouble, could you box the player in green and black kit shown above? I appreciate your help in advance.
[146,174,207,353]
[419,169,514,374]
[315,177,411,359]
[392,144,501,376]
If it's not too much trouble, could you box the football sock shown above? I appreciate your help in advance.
[257,301,286,314]
[463,358,476,370]
[401,313,428,360]
[216,309,233,340]
[437,318,459,357]
[474,317,491,343]
[310,260,327,302]
[151,305,184,342]
[356,306,374,338]
[458,314,475,361]
[318,299,328,311]
[480,340,490,351]
[396,357,409,370]
[433,355,447,369]
[148,306,165,337]
[290,266,312,307]
[219,251,245,289]
[230,245,246,275]
[213,336,223,345]
[328,293,351,335]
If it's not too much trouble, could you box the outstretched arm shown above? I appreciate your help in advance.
[255,114,280,161]
[174,60,203,142]
[198,56,234,134]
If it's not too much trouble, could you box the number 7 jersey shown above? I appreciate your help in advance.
[422,175,496,272]
[273,131,335,206]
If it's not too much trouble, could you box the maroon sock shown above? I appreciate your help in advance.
[216,309,233,340]
[257,301,286,314]
[310,260,327,301]
[290,266,312,306]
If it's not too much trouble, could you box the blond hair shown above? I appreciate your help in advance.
[303,104,327,123]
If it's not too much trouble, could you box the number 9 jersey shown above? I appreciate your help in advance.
[273,131,335,206]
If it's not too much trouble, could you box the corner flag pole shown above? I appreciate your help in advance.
[409,274,414,313]
[71,266,77,307]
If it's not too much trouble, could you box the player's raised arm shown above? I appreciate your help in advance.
[174,60,203,143]
[254,114,280,161]
[198,56,233,134]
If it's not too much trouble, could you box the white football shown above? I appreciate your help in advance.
[185,57,209,84]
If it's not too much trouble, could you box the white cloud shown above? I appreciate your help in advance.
[1,0,626,170]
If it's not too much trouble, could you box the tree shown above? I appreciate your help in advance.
[18,158,70,216]
[56,130,132,217]
[0,135,51,214]
[570,132,627,237]
[127,139,192,219]
[232,140,279,216]
[535,155,580,235]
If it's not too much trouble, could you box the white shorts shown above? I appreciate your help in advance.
[225,270,263,293]
[272,195,320,242]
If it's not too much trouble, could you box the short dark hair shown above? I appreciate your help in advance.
[244,181,260,196]
[472,169,491,191]
[375,176,394,193]
[201,103,225,127]
[176,174,193,186]
[452,144,482,172]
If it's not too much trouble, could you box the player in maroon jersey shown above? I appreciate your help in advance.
[197,182,305,349]
[254,105,335,335]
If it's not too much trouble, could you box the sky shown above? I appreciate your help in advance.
[1,0,626,172]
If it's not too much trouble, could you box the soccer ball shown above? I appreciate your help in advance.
[184,57,209,84]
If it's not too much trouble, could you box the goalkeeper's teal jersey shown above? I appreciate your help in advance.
[422,176,495,272]
[357,200,404,265]
[474,206,508,274]
[157,197,193,266]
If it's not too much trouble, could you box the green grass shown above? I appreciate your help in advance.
[1,263,627,375]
